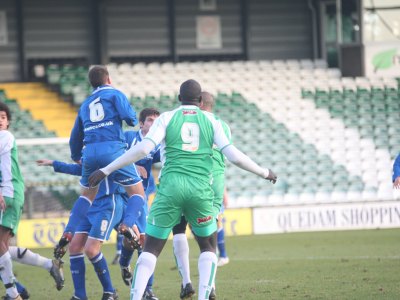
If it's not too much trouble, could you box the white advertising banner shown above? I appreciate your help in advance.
[0,11,8,46]
[196,15,222,49]
[253,201,400,234]
[364,42,400,77]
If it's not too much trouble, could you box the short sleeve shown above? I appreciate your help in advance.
[144,112,169,146]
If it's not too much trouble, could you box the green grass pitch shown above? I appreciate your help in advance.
[4,228,400,299]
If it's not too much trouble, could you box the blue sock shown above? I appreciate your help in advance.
[123,194,145,227]
[119,245,134,267]
[15,281,26,295]
[65,196,92,234]
[0,277,28,296]
[90,252,114,293]
[217,228,227,258]
[137,250,155,289]
[116,234,123,253]
[147,273,155,289]
[136,205,147,233]
[70,254,86,299]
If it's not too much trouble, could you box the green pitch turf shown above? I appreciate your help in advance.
[4,228,400,299]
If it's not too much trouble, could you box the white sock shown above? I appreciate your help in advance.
[173,233,191,286]
[0,252,19,298]
[198,251,217,300]
[9,246,53,271]
[130,252,157,300]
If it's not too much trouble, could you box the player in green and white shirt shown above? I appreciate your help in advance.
[88,80,277,300]
[0,101,25,300]
[171,91,232,299]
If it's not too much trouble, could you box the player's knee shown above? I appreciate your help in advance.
[69,242,84,255]
[84,247,99,259]
[196,235,216,253]
[142,235,167,257]
[81,187,97,201]
[84,239,102,259]
[0,237,10,253]
[126,183,145,198]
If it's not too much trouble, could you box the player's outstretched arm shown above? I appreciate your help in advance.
[88,139,156,187]
[36,159,82,176]
[222,145,277,184]
[36,159,54,166]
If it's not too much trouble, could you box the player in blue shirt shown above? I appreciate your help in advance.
[37,159,129,300]
[64,65,146,254]
[393,154,400,188]
[37,108,161,300]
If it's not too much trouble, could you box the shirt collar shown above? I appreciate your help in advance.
[92,84,114,95]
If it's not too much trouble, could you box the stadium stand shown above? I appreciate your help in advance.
[0,88,79,217]
[0,92,55,139]
[102,60,398,206]
[0,83,76,137]
[47,64,92,106]
[17,59,400,209]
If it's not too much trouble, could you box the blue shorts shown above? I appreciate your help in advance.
[75,193,124,241]
[80,141,142,188]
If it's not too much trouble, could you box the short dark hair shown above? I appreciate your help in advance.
[0,101,11,128]
[139,107,160,123]
[179,79,202,103]
[200,91,215,110]
[88,65,109,88]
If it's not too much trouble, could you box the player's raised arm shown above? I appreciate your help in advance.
[36,159,82,176]
[212,119,277,183]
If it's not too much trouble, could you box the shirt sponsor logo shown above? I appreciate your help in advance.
[183,110,197,115]
[84,121,114,132]
[197,215,212,224]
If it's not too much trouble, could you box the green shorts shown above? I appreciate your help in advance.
[0,196,24,235]
[146,173,217,239]
[212,173,225,217]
